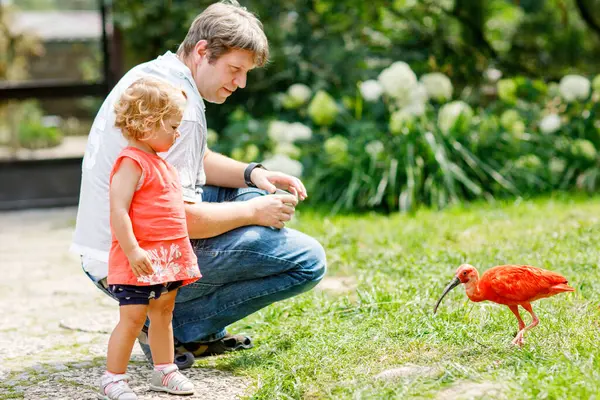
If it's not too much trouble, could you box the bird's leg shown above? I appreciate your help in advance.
[508,305,526,346]
[508,305,526,331]
[513,303,539,346]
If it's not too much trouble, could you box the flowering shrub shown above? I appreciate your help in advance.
[559,75,591,102]
[421,73,453,103]
[215,61,599,212]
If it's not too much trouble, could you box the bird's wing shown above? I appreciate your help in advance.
[482,265,568,302]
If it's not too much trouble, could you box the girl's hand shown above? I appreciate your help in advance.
[126,247,154,277]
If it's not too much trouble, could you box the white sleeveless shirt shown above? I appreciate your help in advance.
[71,52,207,279]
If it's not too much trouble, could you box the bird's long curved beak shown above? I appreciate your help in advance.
[433,276,461,314]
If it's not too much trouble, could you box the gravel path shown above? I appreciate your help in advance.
[0,207,249,399]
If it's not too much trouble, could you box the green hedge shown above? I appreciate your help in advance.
[214,68,600,212]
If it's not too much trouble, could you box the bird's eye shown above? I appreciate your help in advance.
[463,272,467,276]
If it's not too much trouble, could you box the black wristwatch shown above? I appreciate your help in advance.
[244,162,265,188]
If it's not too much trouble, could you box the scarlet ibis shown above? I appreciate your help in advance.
[433,264,574,345]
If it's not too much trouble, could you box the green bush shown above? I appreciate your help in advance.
[18,122,63,150]
[214,63,599,212]
[111,0,600,212]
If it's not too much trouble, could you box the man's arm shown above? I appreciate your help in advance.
[185,201,252,239]
[185,148,301,239]
[203,148,308,199]
[185,194,298,239]
[203,148,247,188]
[184,148,256,238]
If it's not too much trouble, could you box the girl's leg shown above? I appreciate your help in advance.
[147,289,178,365]
[147,288,195,395]
[107,304,148,373]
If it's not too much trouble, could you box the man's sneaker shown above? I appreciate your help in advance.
[183,333,253,357]
[137,326,195,370]
[149,364,194,395]
[98,373,137,400]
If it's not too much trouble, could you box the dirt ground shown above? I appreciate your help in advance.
[0,207,249,400]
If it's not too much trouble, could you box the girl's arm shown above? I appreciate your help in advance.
[109,158,153,276]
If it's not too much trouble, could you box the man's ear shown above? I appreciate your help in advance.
[194,40,209,61]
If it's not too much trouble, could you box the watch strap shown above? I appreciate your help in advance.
[244,162,265,188]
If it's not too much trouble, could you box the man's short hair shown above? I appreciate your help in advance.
[177,0,269,67]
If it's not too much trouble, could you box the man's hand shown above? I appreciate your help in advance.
[126,247,154,277]
[250,168,307,201]
[248,194,298,229]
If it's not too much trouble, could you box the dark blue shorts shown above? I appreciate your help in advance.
[108,281,183,306]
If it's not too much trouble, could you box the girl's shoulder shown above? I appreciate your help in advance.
[118,146,156,161]
[114,147,163,170]
[110,147,153,179]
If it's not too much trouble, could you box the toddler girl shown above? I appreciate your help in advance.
[99,77,201,400]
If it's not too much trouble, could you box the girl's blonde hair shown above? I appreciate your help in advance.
[114,78,187,140]
[177,0,269,67]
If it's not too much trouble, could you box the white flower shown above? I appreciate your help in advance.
[282,84,312,109]
[539,114,561,134]
[395,83,428,116]
[274,142,301,159]
[377,61,418,104]
[438,101,473,134]
[402,102,426,116]
[484,68,502,82]
[404,83,428,113]
[269,121,312,143]
[262,154,303,177]
[289,84,311,102]
[288,122,312,141]
[420,73,453,102]
[559,75,591,102]
[359,80,383,102]
[365,140,384,159]
[268,120,291,143]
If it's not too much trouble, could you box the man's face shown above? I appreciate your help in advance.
[192,48,256,104]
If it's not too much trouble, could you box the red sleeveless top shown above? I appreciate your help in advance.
[108,147,200,286]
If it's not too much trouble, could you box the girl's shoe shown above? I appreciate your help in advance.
[149,364,194,395]
[98,374,137,400]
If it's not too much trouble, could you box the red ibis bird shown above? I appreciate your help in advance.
[433,264,575,345]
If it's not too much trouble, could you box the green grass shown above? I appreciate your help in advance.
[196,194,600,399]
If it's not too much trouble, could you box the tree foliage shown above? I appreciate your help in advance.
[112,0,600,132]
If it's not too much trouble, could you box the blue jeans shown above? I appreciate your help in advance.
[89,185,327,344]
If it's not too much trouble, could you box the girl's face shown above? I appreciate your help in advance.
[143,115,182,153]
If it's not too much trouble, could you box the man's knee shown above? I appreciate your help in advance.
[297,236,327,286]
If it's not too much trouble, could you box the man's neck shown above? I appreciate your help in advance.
[176,52,193,72]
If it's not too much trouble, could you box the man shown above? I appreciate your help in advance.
[71,0,326,369]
